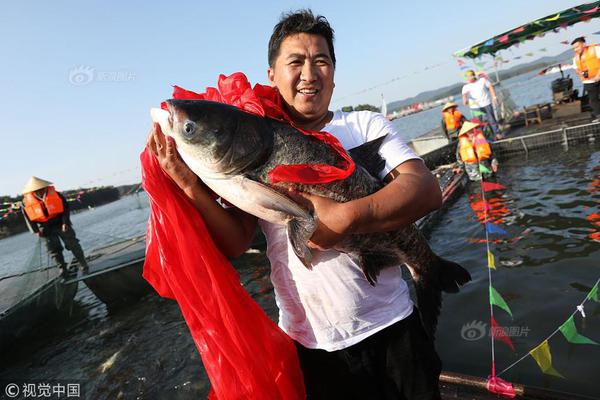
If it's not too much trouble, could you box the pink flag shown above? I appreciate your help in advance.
[487,376,516,398]
[499,35,509,43]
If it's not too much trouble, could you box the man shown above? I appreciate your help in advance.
[440,102,465,141]
[21,176,89,276]
[148,10,442,399]
[572,37,600,122]
[462,70,501,140]
[455,121,498,182]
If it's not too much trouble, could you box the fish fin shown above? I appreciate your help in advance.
[348,135,387,178]
[287,217,317,269]
[438,257,471,293]
[358,252,398,286]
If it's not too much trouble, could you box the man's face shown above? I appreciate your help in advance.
[465,72,476,82]
[572,41,585,56]
[267,33,335,125]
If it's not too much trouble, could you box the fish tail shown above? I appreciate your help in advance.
[438,257,471,293]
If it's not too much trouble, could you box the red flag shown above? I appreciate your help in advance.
[481,181,506,192]
[141,149,306,399]
[499,34,509,43]
[487,376,516,398]
[491,316,515,351]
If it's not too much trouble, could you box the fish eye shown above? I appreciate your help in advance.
[183,120,197,138]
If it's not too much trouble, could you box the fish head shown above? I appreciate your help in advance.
[151,100,273,177]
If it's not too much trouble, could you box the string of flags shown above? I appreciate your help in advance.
[472,169,600,398]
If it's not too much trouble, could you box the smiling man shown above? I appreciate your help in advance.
[148,9,443,399]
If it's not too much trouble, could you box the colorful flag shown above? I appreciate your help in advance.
[491,316,515,351]
[486,223,507,235]
[529,340,564,378]
[484,39,495,47]
[545,13,560,21]
[559,316,599,345]
[481,182,506,192]
[588,283,599,302]
[490,286,513,317]
[561,40,570,45]
[487,250,496,270]
[479,164,492,174]
[457,59,465,66]
[499,35,509,43]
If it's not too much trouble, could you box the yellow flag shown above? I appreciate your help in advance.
[487,251,496,270]
[529,340,564,378]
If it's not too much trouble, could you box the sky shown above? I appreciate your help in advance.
[0,0,598,196]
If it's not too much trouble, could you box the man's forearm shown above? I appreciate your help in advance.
[345,161,442,234]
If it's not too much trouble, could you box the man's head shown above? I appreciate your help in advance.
[465,70,476,82]
[267,10,336,128]
[571,37,586,55]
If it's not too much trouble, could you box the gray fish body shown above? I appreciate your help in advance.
[151,99,471,336]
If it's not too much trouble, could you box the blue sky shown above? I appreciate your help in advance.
[0,0,597,196]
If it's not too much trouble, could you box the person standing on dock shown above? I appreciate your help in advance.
[571,37,600,122]
[461,70,502,140]
[455,121,498,181]
[441,102,465,142]
[20,176,89,276]
[147,9,444,399]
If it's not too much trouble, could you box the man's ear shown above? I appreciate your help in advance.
[267,67,275,86]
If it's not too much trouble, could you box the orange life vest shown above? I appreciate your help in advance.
[23,186,64,223]
[443,109,463,131]
[573,45,600,81]
[458,131,492,163]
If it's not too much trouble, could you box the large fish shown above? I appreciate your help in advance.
[151,99,471,336]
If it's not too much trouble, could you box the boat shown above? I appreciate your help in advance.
[64,234,152,308]
[0,262,78,351]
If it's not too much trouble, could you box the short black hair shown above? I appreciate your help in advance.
[268,9,336,68]
[571,36,586,45]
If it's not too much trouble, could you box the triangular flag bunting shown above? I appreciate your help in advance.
[471,109,485,117]
[486,223,507,235]
[529,340,564,378]
[480,164,492,174]
[559,316,599,345]
[487,250,496,270]
[481,182,506,192]
[588,283,599,302]
[490,286,513,317]
[491,316,515,351]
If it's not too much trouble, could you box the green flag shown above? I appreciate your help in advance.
[490,286,513,318]
[559,316,599,345]
[588,283,599,302]
[479,164,492,174]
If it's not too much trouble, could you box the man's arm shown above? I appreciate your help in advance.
[462,93,469,107]
[293,159,441,249]
[441,119,449,138]
[488,82,498,103]
[58,193,72,228]
[147,124,258,258]
[21,204,39,234]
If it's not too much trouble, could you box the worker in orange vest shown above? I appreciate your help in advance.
[441,102,465,142]
[572,37,600,122]
[21,176,89,276]
[455,121,498,181]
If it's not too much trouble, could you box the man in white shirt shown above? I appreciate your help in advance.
[572,37,600,122]
[462,70,501,139]
[148,9,443,400]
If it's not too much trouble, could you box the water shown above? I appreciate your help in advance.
[1,73,599,398]
[391,69,580,142]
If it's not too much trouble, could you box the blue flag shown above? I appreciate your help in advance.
[486,223,507,235]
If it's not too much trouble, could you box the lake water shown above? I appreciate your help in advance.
[1,72,599,399]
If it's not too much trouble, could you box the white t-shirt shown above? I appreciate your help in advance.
[462,78,493,108]
[258,110,419,351]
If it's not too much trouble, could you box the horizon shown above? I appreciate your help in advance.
[0,0,597,196]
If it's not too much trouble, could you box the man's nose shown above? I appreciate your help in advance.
[300,63,317,82]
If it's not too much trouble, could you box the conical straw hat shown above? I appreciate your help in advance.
[458,121,480,136]
[442,102,458,111]
[22,176,53,193]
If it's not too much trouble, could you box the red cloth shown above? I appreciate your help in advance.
[141,149,305,399]
[162,72,355,185]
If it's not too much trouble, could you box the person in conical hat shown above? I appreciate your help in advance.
[455,121,498,181]
[21,176,88,276]
[440,102,465,142]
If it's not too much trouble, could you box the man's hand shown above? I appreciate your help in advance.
[146,123,199,192]
[62,224,69,232]
[288,189,354,250]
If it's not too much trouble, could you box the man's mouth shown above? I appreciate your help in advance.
[298,88,319,95]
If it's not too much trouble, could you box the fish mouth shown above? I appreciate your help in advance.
[150,107,173,136]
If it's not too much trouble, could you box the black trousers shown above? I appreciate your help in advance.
[295,310,442,400]
[584,81,600,118]
[41,223,86,267]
